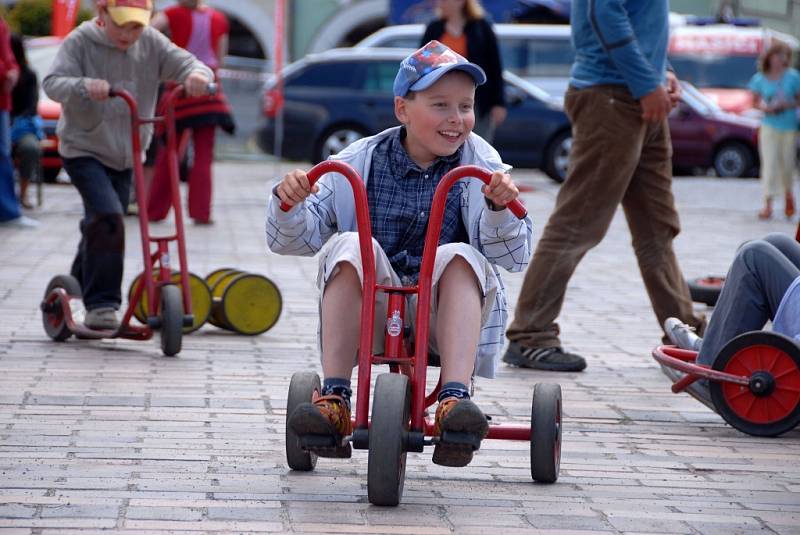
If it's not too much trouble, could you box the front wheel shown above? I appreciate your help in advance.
[42,275,82,341]
[544,130,571,183]
[159,284,183,357]
[713,142,754,178]
[530,383,562,483]
[710,332,800,437]
[368,373,410,506]
[286,372,321,471]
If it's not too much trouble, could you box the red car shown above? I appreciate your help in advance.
[669,82,760,178]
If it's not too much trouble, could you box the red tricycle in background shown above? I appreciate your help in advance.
[39,84,211,356]
[653,331,800,437]
[282,161,563,506]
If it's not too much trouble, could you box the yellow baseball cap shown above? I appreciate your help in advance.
[100,0,153,27]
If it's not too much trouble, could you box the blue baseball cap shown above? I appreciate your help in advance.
[393,40,487,97]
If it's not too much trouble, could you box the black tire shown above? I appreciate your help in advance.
[313,125,367,163]
[286,371,321,471]
[368,373,410,506]
[688,276,725,307]
[530,383,562,483]
[42,274,82,342]
[710,331,800,437]
[543,130,571,183]
[713,142,754,178]
[159,284,183,357]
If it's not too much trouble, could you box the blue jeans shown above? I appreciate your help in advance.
[63,157,131,311]
[697,233,800,365]
[0,111,21,222]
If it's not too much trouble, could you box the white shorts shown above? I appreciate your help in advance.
[316,232,499,358]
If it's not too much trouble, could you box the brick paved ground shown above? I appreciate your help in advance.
[1,162,799,534]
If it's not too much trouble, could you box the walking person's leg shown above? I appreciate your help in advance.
[504,86,647,371]
[778,128,796,217]
[187,126,215,224]
[758,125,781,219]
[621,116,703,338]
[63,157,130,328]
[0,110,22,222]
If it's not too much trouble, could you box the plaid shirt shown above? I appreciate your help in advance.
[367,129,467,284]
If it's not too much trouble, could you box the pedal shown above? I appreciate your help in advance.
[299,434,352,458]
[440,430,482,450]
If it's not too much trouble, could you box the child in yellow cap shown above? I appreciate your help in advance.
[43,0,213,330]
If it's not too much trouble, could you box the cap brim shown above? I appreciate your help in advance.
[408,63,487,93]
[108,7,151,26]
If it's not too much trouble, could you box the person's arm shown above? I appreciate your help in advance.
[420,20,441,47]
[0,22,19,93]
[150,11,170,35]
[154,29,213,85]
[42,36,88,103]
[588,0,661,99]
[266,172,340,256]
[215,10,229,61]
[477,19,506,126]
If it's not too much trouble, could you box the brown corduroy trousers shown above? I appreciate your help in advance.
[506,84,704,349]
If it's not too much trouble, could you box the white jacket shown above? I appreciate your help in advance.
[266,127,533,377]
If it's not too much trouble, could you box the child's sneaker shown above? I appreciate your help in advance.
[287,393,352,458]
[663,317,702,351]
[84,307,119,330]
[432,397,489,467]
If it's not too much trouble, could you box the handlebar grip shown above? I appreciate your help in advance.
[207,82,218,96]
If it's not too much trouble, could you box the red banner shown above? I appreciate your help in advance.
[52,0,80,38]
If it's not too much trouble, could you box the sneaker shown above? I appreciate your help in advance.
[432,397,489,467]
[84,307,120,330]
[503,342,587,372]
[287,393,352,458]
[0,215,40,228]
[659,364,715,411]
[663,317,702,351]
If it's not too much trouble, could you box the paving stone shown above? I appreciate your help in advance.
[0,164,797,533]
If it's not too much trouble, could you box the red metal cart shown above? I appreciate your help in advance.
[653,332,800,436]
[40,84,204,356]
[283,160,563,506]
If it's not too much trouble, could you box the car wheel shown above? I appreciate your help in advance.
[544,130,571,183]
[713,142,754,178]
[314,126,367,163]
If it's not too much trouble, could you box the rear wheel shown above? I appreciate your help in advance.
[286,372,321,471]
[544,130,571,183]
[530,383,561,483]
[160,285,183,357]
[688,276,725,307]
[713,142,754,178]
[368,373,410,506]
[42,275,81,341]
[710,332,800,437]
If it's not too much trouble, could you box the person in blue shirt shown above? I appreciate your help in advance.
[664,233,800,409]
[267,41,533,468]
[748,41,800,220]
[504,0,704,372]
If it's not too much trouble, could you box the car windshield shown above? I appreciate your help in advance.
[500,37,575,78]
[668,54,758,89]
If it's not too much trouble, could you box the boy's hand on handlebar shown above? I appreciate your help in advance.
[184,72,211,97]
[482,171,519,208]
[84,78,111,101]
[276,169,319,207]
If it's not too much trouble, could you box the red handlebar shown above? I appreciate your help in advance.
[279,161,527,220]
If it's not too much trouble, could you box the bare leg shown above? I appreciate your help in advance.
[436,256,482,385]
[321,262,362,380]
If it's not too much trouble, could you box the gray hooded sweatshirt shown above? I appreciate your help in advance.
[43,20,213,171]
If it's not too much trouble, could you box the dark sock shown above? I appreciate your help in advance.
[322,377,352,408]
[438,381,470,402]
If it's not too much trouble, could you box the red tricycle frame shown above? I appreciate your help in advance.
[283,160,563,506]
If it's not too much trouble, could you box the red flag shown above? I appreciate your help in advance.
[52,0,80,38]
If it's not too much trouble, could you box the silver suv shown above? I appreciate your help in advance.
[354,23,574,98]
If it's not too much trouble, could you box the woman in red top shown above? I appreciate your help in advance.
[147,0,234,225]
